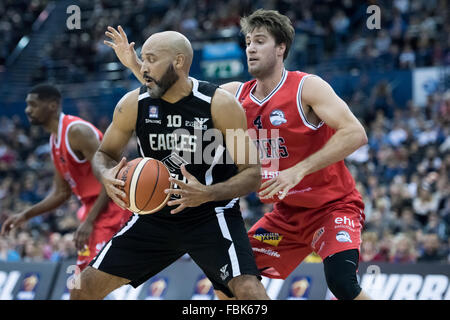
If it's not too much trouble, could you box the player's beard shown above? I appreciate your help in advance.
[247,50,278,79]
[248,60,277,79]
[26,113,47,126]
[145,64,179,99]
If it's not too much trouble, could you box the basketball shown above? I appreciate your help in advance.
[116,157,172,214]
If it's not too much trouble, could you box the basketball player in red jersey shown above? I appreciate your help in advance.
[105,9,371,300]
[1,84,132,271]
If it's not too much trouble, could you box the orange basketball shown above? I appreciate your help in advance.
[116,157,171,214]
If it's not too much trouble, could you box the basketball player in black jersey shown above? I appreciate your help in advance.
[70,30,269,300]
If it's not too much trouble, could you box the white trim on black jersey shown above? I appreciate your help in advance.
[190,77,212,103]
[138,91,150,101]
[136,136,145,157]
[92,214,140,269]
[205,145,225,186]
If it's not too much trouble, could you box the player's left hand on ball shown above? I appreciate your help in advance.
[165,165,212,214]
[259,167,304,200]
[101,157,127,209]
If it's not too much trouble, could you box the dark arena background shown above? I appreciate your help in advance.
[0,0,449,303]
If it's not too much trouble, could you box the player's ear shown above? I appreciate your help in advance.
[277,43,286,59]
[174,53,184,70]
[49,99,60,112]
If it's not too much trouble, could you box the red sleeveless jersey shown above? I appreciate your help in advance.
[50,113,102,205]
[236,69,362,208]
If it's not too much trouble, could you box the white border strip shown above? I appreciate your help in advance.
[215,198,240,277]
[65,120,101,163]
[136,136,145,157]
[191,77,212,103]
[234,83,244,99]
[205,145,225,186]
[249,69,287,106]
[92,213,139,269]
[128,158,151,212]
[138,91,150,101]
[51,113,65,149]
[296,75,324,130]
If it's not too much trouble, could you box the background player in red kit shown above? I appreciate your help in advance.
[1,84,132,271]
[105,9,371,300]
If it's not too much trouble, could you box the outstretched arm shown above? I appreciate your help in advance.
[67,123,111,250]
[295,76,368,174]
[260,76,368,200]
[92,89,139,209]
[1,168,72,235]
[104,25,145,85]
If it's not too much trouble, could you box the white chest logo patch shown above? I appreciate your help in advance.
[269,109,287,126]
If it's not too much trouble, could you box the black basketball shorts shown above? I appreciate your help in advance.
[89,204,260,297]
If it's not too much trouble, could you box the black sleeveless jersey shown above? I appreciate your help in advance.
[135,78,240,221]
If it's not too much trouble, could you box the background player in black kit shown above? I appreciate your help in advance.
[70,30,269,300]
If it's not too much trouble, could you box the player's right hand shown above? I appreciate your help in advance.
[104,25,137,69]
[101,157,127,209]
[1,213,27,236]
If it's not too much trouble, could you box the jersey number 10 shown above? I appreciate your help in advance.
[167,115,182,128]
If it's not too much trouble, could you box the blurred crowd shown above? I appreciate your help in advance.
[1,0,449,264]
[0,0,48,68]
[28,0,449,84]
[1,85,449,264]
[350,86,450,263]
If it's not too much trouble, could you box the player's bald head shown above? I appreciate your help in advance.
[142,31,193,72]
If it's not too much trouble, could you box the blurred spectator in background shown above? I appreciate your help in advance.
[417,233,447,262]
[422,212,449,242]
[395,207,422,236]
[389,233,417,263]
[413,184,440,226]
[0,238,21,261]
[360,232,389,262]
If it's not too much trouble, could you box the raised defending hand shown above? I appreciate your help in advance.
[165,165,213,214]
[104,25,138,69]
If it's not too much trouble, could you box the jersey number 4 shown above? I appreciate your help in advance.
[253,115,263,129]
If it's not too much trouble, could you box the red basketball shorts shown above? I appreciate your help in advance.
[76,199,132,271]
[248,191,365,279]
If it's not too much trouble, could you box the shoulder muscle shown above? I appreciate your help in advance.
[67,122,100,160]
[211,88,247,132]
[219,81,242,97]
